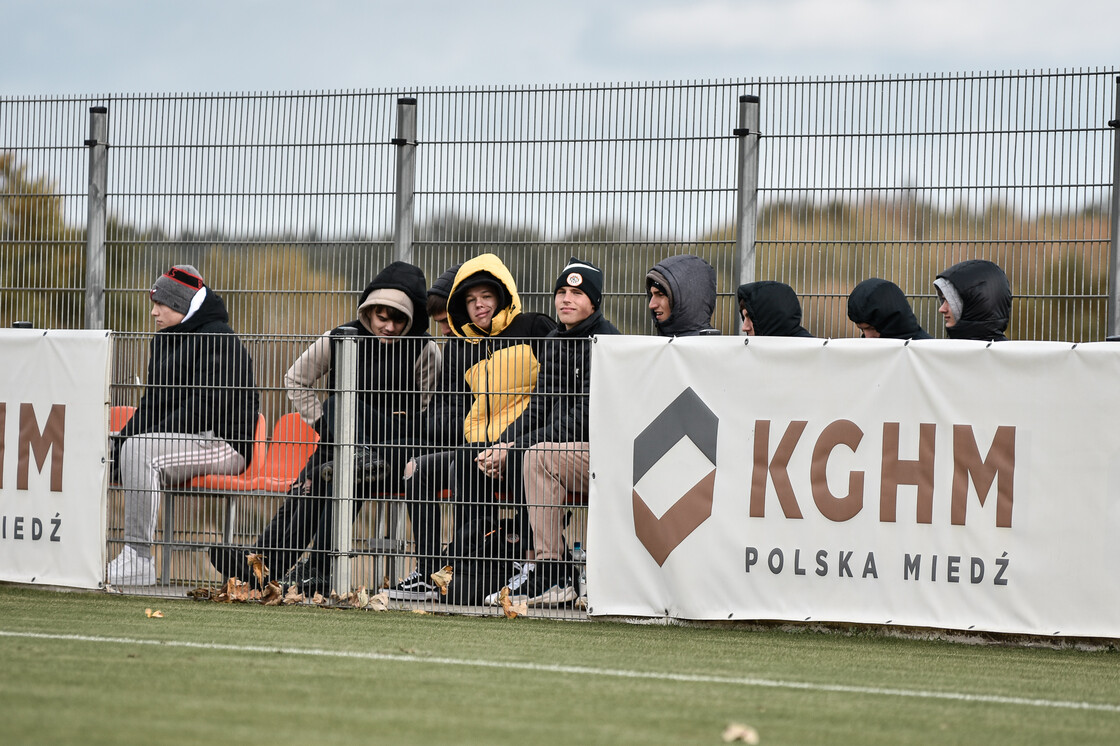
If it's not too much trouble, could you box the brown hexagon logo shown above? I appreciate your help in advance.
[632,387,718,566]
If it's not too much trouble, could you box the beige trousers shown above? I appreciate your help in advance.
[523,441,589,562]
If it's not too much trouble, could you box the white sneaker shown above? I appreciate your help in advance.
[483,562,535,606]
[106,545,156,586]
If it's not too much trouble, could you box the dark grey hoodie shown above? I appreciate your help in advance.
[645,255,719,337]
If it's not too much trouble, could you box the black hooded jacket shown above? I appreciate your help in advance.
[119,287,259,463]
[736,281,813,337]
[646,255,719,337]
[328,261,435,441]
[935,260,1011,341]
[430,253,556,447]
[846,278,932,340]
[506,309,620,448]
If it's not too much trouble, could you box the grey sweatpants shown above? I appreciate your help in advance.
[119,431,246,558]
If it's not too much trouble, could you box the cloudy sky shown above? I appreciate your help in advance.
[4,0,1117,95]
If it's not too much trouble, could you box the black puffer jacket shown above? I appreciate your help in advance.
[119,288,259,463]
[736,281,813,337]
[846,278,932,340]
[507,309,620,448]
[934,260,1012,341]
[646,255,719,337]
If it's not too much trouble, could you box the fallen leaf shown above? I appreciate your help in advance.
[283,585,305,605]
[186,587,216,601]
[365,591,389,611]
[246,553,269,586]
[151,610,164,618]
[248,589,262,601]
[221,577,250,603]
[498,587,526,619]
[430,565,454,596]
[721,723,760,744]
[311,592,326,606]
[261,581,284,606]
[411,609,429,615]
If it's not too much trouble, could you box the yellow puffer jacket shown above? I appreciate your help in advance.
[433,253,556,445]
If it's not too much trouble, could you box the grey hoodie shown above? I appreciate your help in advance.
[645,255,719,337]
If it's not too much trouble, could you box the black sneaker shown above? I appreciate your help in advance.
[318,446,386,485]
[488,562,576,607]
[281,556,332,597]
[525,564,577,607]
[384,569,438,601]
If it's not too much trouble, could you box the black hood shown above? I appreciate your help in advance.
[935,260,1011,341]
[736,281,813,337]
[358,261,431,335]
[162,287,229,334]
[847,278,931,340]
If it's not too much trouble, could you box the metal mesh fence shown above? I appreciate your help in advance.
[2,70,1117,340]
[2,69,1118,612]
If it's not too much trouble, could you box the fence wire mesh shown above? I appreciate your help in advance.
[2,69,1118,614]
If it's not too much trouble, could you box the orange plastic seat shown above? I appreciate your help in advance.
[109,405,137,434]
[250,412,320,492]
[186,413,269,491]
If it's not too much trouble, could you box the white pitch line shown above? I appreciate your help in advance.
[2,629,1118,713]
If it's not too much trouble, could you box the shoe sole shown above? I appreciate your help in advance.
[385,590,437,601]
[527,586,578,607]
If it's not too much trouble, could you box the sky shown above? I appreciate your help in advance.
[3,0,1117,96]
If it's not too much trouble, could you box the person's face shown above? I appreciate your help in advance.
[368,306,407,342]
[432,311,452,337]
[466,285,499,332]
[648,286,671,323]
[151,301,185,330]
[740,309,755,335]
[555,286,594,329]
[937,292,956,328]
[856,322,880,338]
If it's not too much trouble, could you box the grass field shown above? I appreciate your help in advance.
[1,585,1118,745]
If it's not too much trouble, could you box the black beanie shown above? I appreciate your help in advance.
[553,256,604,309]
[428,263,462,300]
[150,265,204,314]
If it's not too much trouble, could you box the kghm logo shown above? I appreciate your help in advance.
[631,388,718,565]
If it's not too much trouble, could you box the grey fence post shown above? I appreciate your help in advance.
[84,106,109,330]
[734,94,761,319]
[331,327,359,594]
[393,97,418,264]
[1107,77,1120,338]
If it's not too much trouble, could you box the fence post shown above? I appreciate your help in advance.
[1107,76,1120,338]
[331,327,358,595]
[734,94,761,321]
[84,106,109,330]
[393,97,418,264]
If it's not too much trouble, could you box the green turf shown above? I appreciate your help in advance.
[1,585,1118,745]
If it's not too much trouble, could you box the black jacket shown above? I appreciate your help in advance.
[935,260,1011,341]
[507,309,620,448]
[119,288,259,463]
[737,281,813,337]
[430,254,556,447]
[846,278,932,340]
[328,261,435,442]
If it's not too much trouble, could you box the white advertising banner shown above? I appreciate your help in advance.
[588,335,1120,638]
[0,329,111,589]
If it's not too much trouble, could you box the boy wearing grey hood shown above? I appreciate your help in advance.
[645,254,720,337]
